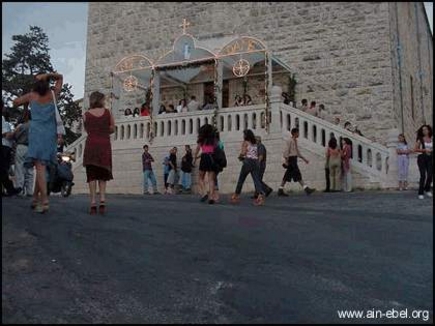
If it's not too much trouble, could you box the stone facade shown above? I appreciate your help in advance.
[85,2,432,145]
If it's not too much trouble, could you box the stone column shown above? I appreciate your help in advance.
[384,128,400,188]
[269,85,282,135]
[152,71,160,116]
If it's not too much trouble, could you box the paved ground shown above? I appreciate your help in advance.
[2,190,433,324]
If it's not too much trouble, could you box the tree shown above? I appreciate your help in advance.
[2,25,82,144]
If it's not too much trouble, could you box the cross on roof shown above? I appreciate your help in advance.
[179,19,191,34]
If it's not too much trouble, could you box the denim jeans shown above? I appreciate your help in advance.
[235,158,265,195]
[15,144,34,194]
[143,170,157,192]
[179,171,192,190]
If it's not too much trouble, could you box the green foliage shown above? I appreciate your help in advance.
[2,25,82,142]
[288,73,297,103]
[2,26,53,103]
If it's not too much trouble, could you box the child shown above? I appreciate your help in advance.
[396,134,410,191]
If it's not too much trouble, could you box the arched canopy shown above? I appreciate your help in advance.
[217,36,268,73]
[155,34,216,66]
[112,54,154,90]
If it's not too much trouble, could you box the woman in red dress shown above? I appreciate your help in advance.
[83,91,115,214]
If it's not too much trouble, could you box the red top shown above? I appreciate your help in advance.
[83,109,112,173]
[140,108,150,116]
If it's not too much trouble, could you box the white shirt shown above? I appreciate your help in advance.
[2,116,13,148]
[187,100,199,111]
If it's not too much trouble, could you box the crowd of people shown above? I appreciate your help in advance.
[2,72,433,214]
[122,93,258,118]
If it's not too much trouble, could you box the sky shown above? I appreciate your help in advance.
[2,2,434,101]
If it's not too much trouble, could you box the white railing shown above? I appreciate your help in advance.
[67,104,267,168]
[113,104,267,142]
[279,103,390,177]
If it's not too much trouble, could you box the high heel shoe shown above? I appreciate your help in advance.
[99,201,106,215]
[30,199,38,210]
[89,204,97,215]
[35,202,49,214]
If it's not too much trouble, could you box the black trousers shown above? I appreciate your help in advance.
[417,154,433,195]
[1,145,15,194]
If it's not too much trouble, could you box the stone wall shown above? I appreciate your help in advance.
[85,2,433,145]
[388,2,433,144]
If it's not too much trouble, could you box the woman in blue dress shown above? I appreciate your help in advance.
[13,72,63,213]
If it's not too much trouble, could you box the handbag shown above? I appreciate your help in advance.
[52,90,66,135]
[213,145,227,170]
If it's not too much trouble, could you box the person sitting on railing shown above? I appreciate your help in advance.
[158,104,167,115]
[124,108,133,117]
[176,99,188,113]
[243,94,253,106]
[282,92,291,105]
[333,116,341,126]
[344,121,353,132]
[305,101,318,117]
[187,96,200,111]
[133,107,140,117]
[234,95,244,107]
[299,99,308,112]
[318,104,330,121]
[166,104,176,114]
[201,96,215,111]
[140,102,151,117]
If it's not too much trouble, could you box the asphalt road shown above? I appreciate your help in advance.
[2,191,433,324]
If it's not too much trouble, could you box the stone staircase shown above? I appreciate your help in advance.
[67,86,418,194]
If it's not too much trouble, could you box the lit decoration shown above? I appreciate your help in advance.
[264,51,270,133]
[179,19,191,35]
[233,59,250,77]
[123,75,138,92]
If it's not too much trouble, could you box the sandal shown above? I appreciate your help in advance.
[30,199,38,210]
[35,202,49,214]
[254,194,265,206]
[99,201,106,215]
[90,204,97,215]
[230,194,240,204]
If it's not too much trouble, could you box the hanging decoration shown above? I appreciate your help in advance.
[212,59,219,128]
[288,73,297,106]
[233,58,250,77]
[123,75,138,92]
[148,69,155,143]
[264,51,270,133]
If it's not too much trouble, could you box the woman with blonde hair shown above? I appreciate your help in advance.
[83,91,115,214]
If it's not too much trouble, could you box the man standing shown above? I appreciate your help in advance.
[11,111,34,196]
[253,136,273,198]
[278,128,315,196]
[142,145,159,195]
[187,95,200,111]
[166,147,178,194]
[2,104,21,196]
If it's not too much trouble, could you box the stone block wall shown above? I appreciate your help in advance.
[85,2,432,146]
[388,2,433,144]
